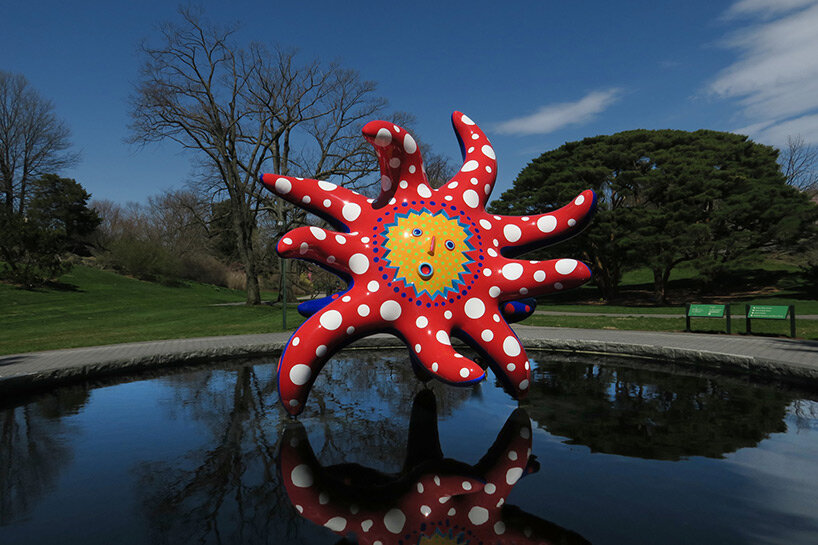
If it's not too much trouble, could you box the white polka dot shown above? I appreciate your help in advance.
[299,242,309,255]
[506,467,523,485]
[348,326,357,335]
[461,160,479,172]
[568,218,576,226]
[462,481,472,490]
[479,219,492,230]
[384,508,406,534]
[357,304,370,317]
[449,181,459,189]
[275,178,291,194]
[349,253,369,274]
[381,175,392,191]
[460,367,470,378]
[486,166,492,172]
[367,280,379,292]
[448,508,456,516]
[436,330,450,345]
[464,298,486,319]
[481,329,494,341]
[521,428,531,439]
[282,237,293,245]
[342,295,351,302]
[374,128,392,146]
[325,517,347,531]
[537,215,557,233]
[289,364,312,386]
[522,216,530,221]
[361,237,370,243]
[403,134,417,154]
[468,506,489,525]
[399,180,408,189]
[420,505,431,516]
[487,249,498,257]
[494,521,506,535]
[380,300,402,321]
[302,196,311,204]
[489,286,501,298]
[504,224,521,242]
[292,337,300,346]
[317,180,336,192]
[414,344,421,353]
[309,227,326,240]
[519,287,528,295]
[444,195,453,201]
[439,496,450,503]
[484,184,491,195]
[432,362,439,372]
[534,270,546,282]
[503,336,521,357]
[291,464,313,487]
[320,310,343,331]
[323,199,331,208]
[327,256,336,264]
[389,157,401,168]
[461,114,475,125]
[361,520,373,532]
[484,483,497,494]
[554,282,564,290]
[556,259,578,275]
[416,316,428,328]
[316,345,327,357]
[507,363,516,372]
[444,310,453,319]
[409,165,416,173]
[463,190,479,208]
[418,184,432,198]
[575,194,585,205]
[335,235,346,244]
[481,145,496,159]
[342,202,361,222]
[493,314,501,322]
[519,379,529,389]
[502,263,523,280]
[483,268,492,277]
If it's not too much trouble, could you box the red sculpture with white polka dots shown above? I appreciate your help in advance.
[261,112,595,415]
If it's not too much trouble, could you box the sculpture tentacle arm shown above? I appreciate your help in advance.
[456,321,531,398]
[441,111,498,207]
[400,324,486,386]
[361,119,432,205]
[260,174,370,232]
[492,258,592,300]
[276,226,366,277]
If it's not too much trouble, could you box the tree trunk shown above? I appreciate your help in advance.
[231,202,261,306]
[652,267,672,304]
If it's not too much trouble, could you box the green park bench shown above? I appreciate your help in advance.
[685,303,731,334]
[745,305,796,338]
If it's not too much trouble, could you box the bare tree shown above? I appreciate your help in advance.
[0,71,79,215]
[130,8,387,304]
[781,135,818,191]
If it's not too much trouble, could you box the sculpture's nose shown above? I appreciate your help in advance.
[427,236,436,256]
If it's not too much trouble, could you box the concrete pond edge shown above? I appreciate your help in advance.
[2,333,818,400]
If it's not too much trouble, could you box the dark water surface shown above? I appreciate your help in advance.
[2,350,818,544]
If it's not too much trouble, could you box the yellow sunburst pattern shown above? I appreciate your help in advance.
[382,210,473,298]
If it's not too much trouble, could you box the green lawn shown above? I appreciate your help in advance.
[0,265,304,355]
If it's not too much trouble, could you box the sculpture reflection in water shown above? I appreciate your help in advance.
[279,390,589,544]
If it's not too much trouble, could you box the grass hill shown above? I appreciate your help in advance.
[1,265,303,355]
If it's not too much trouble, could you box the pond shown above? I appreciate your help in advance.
[1,350,817,544]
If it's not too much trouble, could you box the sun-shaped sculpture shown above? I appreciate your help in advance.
[261,112,596,415]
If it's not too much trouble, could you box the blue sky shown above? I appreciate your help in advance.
[3,0,818,204]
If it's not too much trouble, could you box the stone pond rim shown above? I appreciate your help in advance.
[1,325,817,399]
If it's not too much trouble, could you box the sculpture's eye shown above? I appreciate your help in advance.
[445,240,455,251]
[412,228,423,237]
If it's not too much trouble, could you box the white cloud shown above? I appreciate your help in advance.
[495,88,623,136]
[710,1,818,146]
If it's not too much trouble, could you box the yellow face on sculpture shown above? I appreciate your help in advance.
[382,210,472,298]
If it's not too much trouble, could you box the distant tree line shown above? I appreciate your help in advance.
[490,129,818,302]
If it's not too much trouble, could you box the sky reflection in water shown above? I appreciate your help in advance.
[1,350,818,544]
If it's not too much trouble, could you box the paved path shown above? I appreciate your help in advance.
[533,310,818,319]
[1,327,817,396]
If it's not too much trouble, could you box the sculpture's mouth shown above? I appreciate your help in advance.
[418,262,434,280]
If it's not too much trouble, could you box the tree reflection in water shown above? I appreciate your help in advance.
[136,351,472,544]
[0,387,89,523]
[525,355,795,460]
[280,389,589,545]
